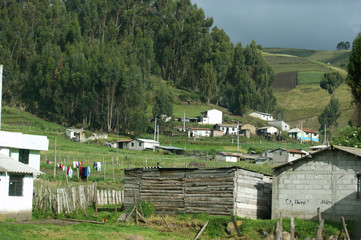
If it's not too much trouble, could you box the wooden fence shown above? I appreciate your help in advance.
[33,184,123,213]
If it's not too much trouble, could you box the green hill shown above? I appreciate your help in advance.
[263,48,352,132]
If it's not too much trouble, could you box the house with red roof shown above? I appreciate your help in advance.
[288,127,319,142]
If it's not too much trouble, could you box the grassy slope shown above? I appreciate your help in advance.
[263,49,352,131]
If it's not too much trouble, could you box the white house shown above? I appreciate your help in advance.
[214,124,238,135]
[216,152,242,162]
[256,126,279,136]
[0,153,42,220]
[187,127,211,138]
[268,120,290,132]
[0,131,49,171]
[249,112,274,121]
[200,109,222,125]
[66,128,86,142]
[128,138,159,151]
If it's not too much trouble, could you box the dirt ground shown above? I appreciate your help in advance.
[6,219,80,226]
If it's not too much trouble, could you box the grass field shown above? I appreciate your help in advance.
[274,83,352,131]
[297,72,325,85]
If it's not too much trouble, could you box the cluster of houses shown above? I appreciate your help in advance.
[185,109,320,142]
[2,127,361,235]
[124,145,361,229]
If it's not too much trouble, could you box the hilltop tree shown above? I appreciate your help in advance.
[347,33,361,127]
[320,72,344,95]
[336,41,350,50]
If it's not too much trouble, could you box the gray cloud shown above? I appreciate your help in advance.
[191,0,361,50]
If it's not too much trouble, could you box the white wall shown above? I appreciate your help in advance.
[8,148,41,171]
[226,156,237,162]
[0,173,33,220]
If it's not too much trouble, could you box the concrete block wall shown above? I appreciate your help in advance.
[235,169,272,219]
[272,150,361,221]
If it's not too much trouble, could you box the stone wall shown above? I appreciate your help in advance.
[272,149,361,221]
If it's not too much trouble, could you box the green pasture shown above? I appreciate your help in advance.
[274,83,352,131]
[263,48,317,58]
[263,53,333,73]
[297,72,325,85]
[305,50,350,69]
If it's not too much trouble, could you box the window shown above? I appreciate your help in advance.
[131,143,134,147]
[139,142,142,147]
[9,175,24,196]
[357,174,361,199]
[19,149,29,164]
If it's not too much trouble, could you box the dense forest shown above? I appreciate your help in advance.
[0,0,276,135]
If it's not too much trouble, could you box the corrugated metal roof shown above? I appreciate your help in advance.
[334,145,361,157]
[0,153,42,175]
[273,145,361,170]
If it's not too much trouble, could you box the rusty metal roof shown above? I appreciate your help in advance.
[0,153,42,175]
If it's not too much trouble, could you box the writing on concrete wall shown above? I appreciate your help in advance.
[320,200,332,205]
[286,198,310,206]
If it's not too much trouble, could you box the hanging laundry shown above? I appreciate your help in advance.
[46,160,50,165]
[93,162,102,172]
[67,166,73,178]
[57,163,60,167]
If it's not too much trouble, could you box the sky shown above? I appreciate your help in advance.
[190,0,361,50]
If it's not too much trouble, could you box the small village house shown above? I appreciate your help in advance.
[0,153,42,220]
[211,130,224,137]
[215,152,243,162]
[268,120,290,132]
[240,123,257,138]
[66,128,86,142]
[127,138,159,151]
[187,127,211,138]
[272,145,361,222]
[200,109,222,125]
[116,139,133,149]
[214,124,238,135]
[124,167,272,219]
[267,148,309,166]
[249,112,274,121]
[0,131,49,171]
[288,128,319,142]
[257,126,279,136]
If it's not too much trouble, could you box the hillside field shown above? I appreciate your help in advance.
[263,48,352,132]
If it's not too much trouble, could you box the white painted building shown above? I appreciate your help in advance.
[214,124,238,135]
[268,120,290,132]
[216,152,242,162]
[200,109,222,125]
[187,127,211,138]
[0,131,49,171]
[0,153,42,220]
[128,138,159,151]
[249,112,274,121]
[256,126,279,136]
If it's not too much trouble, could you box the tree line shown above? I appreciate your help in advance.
[0,0,276,135]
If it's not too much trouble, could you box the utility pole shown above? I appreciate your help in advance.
[183,111,185,132]
[53,138,57,179]
[300,121,303,144]
[237,121,239,152]
[153,117,157,151]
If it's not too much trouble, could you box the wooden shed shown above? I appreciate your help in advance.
[124,167,272,219]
